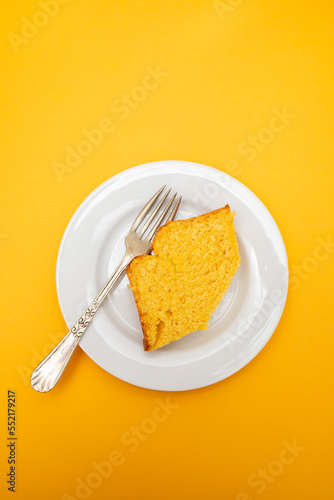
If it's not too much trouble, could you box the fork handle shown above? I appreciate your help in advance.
[31,254,132,392]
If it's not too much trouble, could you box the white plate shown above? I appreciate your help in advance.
[56,161,288,391]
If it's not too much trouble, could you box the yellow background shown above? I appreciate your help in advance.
[1,1,334,499]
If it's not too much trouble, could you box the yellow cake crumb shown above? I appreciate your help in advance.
[127,205,240,351]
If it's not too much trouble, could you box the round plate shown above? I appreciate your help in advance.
[56,161,288,391]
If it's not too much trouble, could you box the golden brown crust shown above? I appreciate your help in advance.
[127,256,151,351]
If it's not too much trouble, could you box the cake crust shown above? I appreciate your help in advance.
[127,254,153,350]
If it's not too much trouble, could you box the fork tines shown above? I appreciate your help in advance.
[131,186,181,241]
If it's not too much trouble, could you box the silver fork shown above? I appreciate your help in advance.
[31,186,181,393]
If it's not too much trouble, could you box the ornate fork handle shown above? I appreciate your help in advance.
[70,299,101,338]
[31,255,131,393]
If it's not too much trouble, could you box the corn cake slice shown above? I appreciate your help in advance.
[127,205,240,351]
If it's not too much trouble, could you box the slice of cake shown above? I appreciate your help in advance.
[127,205,240,351]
